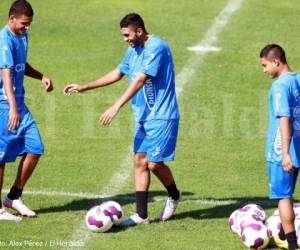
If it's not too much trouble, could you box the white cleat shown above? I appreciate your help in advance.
[119,213,149,227]
[4,197,37,218]
[160,193,181,221]
[0,208,22,222]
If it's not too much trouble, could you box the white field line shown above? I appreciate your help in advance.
[175,0,244,96]
[67,0,244,248]
[3,188,237,205]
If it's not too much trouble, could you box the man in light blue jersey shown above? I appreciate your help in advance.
[64,13,180,226]
[0,0,53,221]
[260,44,300,250]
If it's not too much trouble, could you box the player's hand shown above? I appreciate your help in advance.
[282,153,294,173]
[8,107,20,131]
[100,105,119,125]
[64,84,84,96]
[42,75,54,92]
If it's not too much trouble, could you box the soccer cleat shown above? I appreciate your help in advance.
[4,197,37,217]
[0,208,22,221]
[160,193,181,221]
[119,213,149,227]
[273,234,288,249]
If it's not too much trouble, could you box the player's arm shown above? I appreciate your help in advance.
[25,63,53,92]
[64,69,124,95]
[2,68,19,130]
[100,72,147,125]
[280,116,294,173]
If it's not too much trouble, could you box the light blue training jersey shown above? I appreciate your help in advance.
[266,72,300,167]
[118,35,180,122]
[0,26,28,110]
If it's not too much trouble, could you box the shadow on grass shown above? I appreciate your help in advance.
[35,190,194,214]
[36,191,289,222]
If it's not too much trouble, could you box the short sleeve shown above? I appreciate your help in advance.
[117,48,131,76]
[0,35,14,69]
[140,44,164,77]
[271,82,291,118]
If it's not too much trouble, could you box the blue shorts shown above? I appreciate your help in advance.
[133,119,179,162]
[268,161,299,199]
[0,107,44,164]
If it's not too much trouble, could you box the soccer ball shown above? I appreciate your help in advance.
[265,214,281,238]
[239,204,266,222]
[85,205,113,232]
[100,201,124,225]
[238,213,264,236]
[241,223,270,249]
[228,210,240,234]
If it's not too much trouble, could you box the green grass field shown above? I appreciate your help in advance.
[1,0,300,249]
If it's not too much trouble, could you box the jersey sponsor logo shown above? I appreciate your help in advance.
[143,79,156,110]
[274,127,282,156]
[15,63,25,73]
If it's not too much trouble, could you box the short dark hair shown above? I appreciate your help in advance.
[9,0,34,18]
[260,44,287,64]
[120,13,146,32]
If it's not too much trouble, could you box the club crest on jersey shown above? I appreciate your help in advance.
[143,79,156,110]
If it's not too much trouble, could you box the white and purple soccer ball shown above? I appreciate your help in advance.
[241,223,270,249]
[239,204,266,222]
[228,210,240,234]
[238,213,264,236]
[265,214,281,238]
[100,201,124,225]
[85,205,113,232]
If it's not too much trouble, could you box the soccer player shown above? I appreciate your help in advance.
[64,13,181,226]
[260,44,300,250]
[0,0,53,221]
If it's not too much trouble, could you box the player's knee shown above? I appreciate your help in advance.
[148,161,163,172]
[134,154,147,170]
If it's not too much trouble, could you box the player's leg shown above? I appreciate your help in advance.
[13,153,40,188]
[148,161,180,199]
[278,198,297,250]
[120,123,150,226]
[148,161,181,221]
[146,119,181,221]
[0,163,21,221]
[4,110,44,217]
[268,162,299,250]
[134,152,150,219]
[4,153,40,217]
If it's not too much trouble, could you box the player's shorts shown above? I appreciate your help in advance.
[268,161,299,199]
[0,107,44,164]
[133,119,179,163]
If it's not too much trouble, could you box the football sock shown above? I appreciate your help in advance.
[136,191,148,219]
[279,226,286,240]
[166,182,180,200]
[7,186,22,200]
[286,231,298,250]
